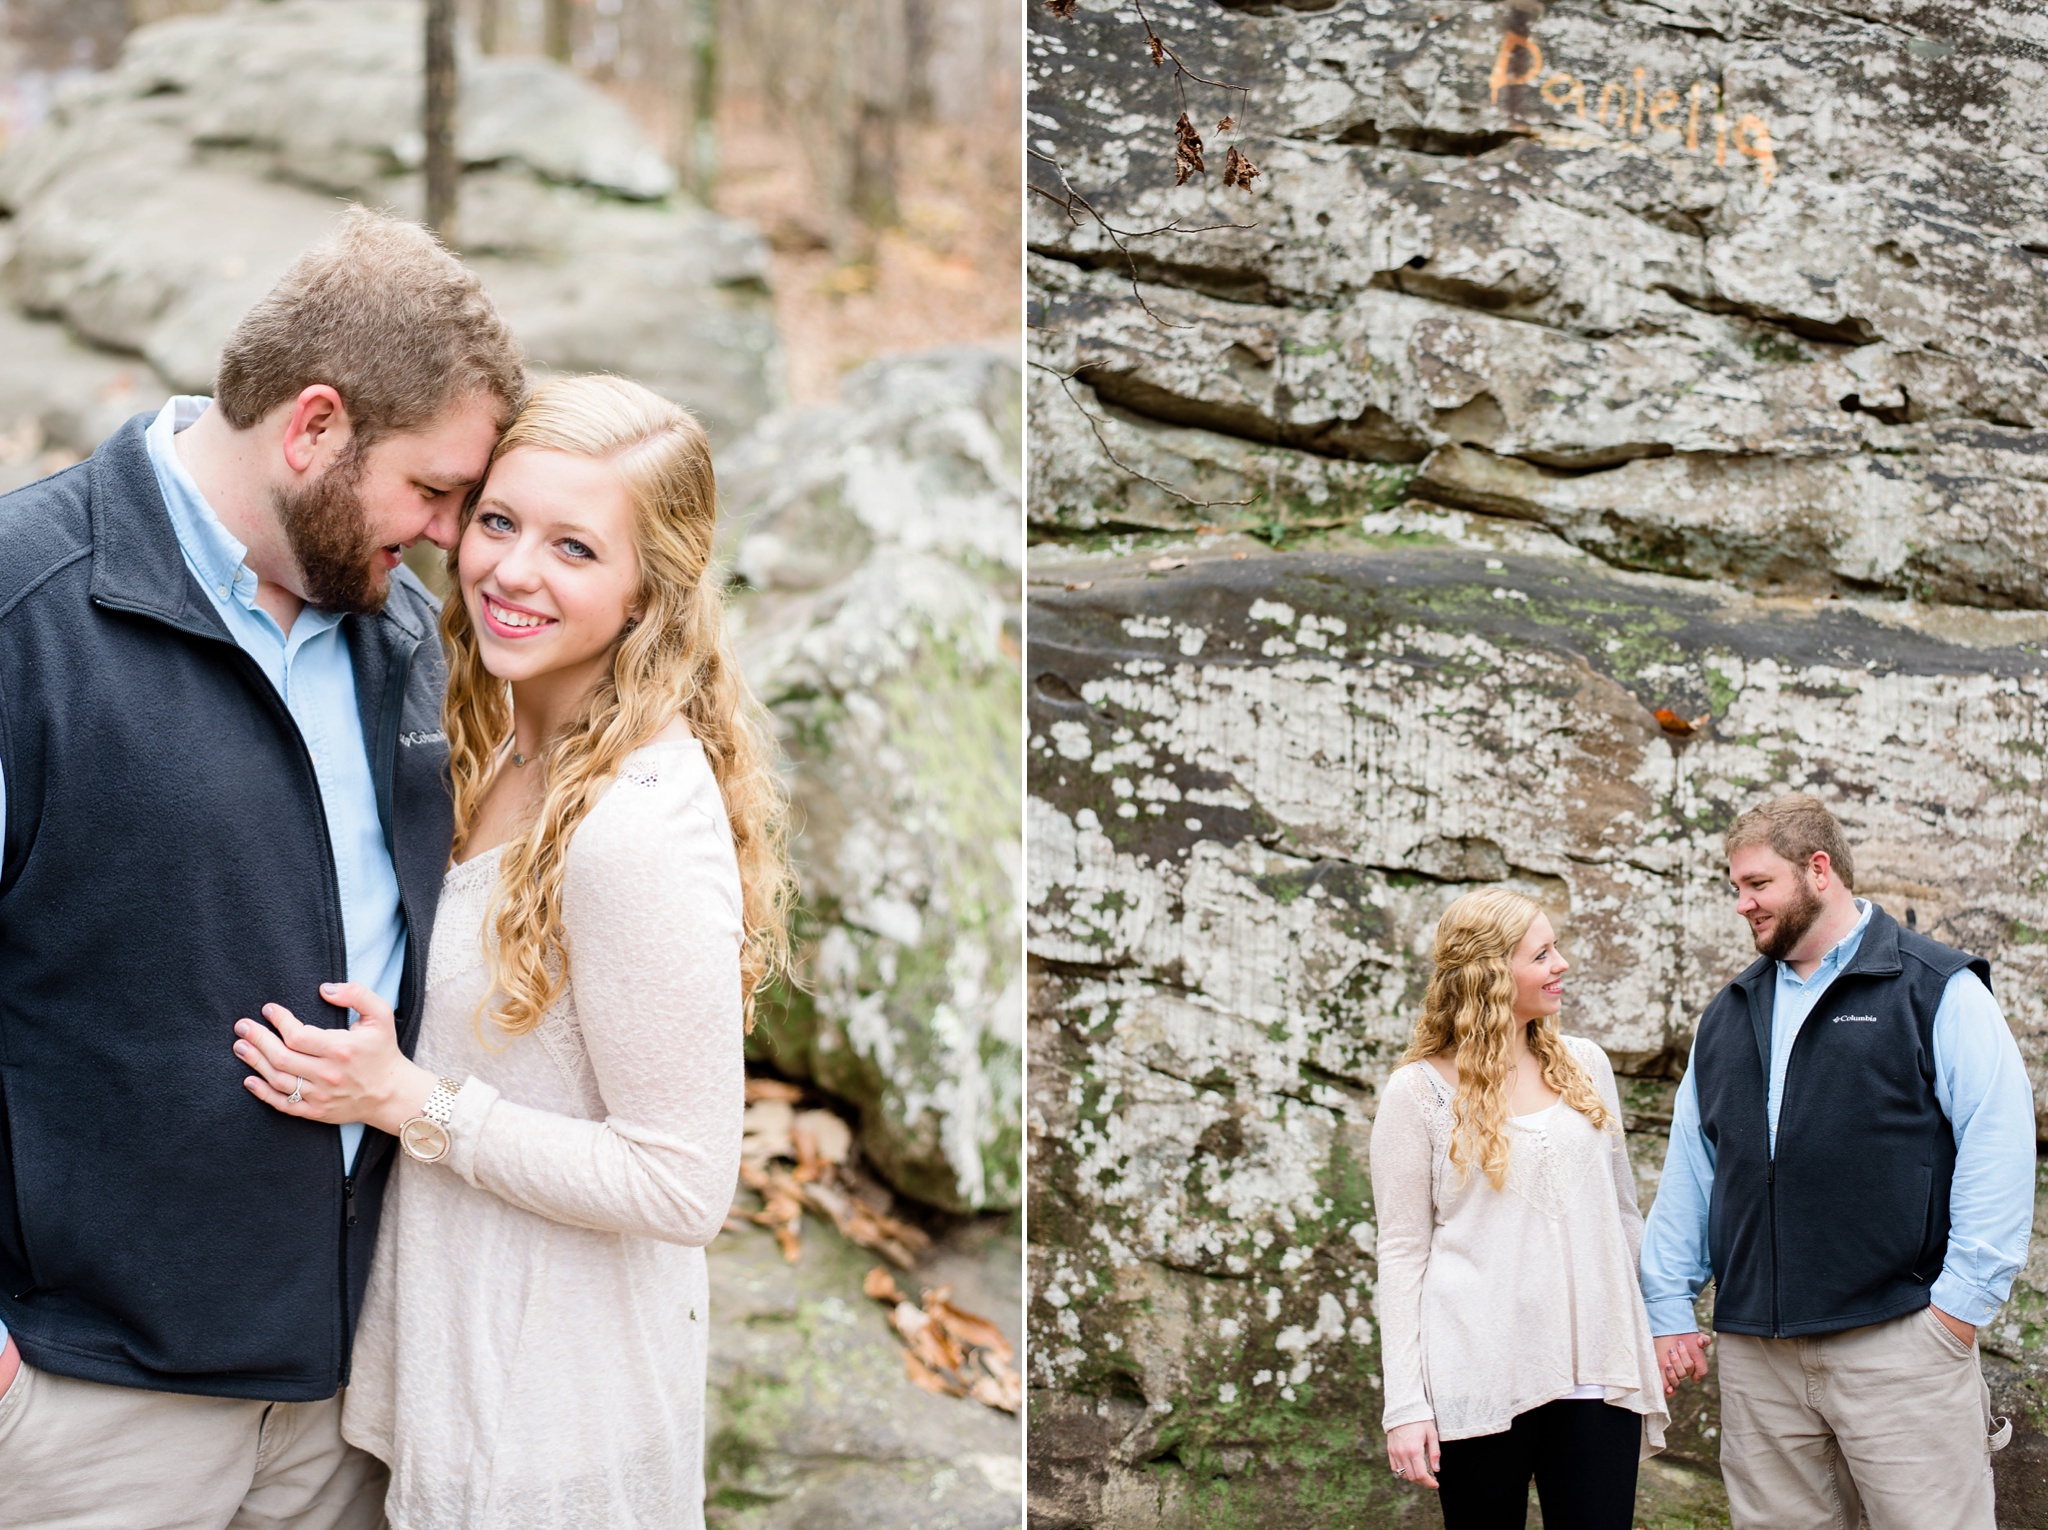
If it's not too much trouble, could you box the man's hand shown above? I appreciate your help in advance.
[1931,1305,1976,1349]
[1655,1331,1712,1395]
[1385,1419,1441,1489]
[0,1334,20,1404]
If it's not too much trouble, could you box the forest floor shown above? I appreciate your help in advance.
[708,88,1019,405]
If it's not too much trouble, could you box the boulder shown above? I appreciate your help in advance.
[0,0,776,444]
[1028,1,2048,1520]
[706,1216,1022,1529]
[732,350,1024,1217]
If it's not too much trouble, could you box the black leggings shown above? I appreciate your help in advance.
[1435,1399,1640,1530]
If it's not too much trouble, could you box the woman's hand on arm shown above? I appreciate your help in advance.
[1385,1420,1440,1489]
[233,981,434,1137]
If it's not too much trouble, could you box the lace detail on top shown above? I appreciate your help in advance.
[1407,1060,1606,1222]
[618,759,662,788]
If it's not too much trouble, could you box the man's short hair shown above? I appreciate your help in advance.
[214,205,525,446]
[1725,793,1855,890]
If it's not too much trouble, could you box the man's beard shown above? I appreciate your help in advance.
[273,442,388,616]
[1755,872,1825,960]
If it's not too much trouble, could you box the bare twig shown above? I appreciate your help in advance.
[1032,360,1263,510]
[1028,149,1251,328]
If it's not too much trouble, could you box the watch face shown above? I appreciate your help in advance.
[401,1117,451,1163]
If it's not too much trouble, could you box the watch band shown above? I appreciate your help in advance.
[421,1075,461,1126]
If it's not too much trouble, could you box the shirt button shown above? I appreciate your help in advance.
[217,584,229,596]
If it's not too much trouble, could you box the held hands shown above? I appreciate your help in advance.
[233,981,433,1139]
[1655,1331,1713,1395]
[1385,1420,1441,1489]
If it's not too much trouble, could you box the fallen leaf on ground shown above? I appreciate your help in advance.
[864,1271,1020,1414]
[1147,555,1188,571]
[904,1349,965,1396]
[791,1110,853,1182]
[925,1286,1015,1364]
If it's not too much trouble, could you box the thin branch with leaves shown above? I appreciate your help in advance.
[1031,2,1269,510]
[1027,148,1252,328]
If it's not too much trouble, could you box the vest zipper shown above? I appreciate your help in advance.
[1767,1156,1780,1338]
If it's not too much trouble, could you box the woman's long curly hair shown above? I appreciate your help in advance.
[441,374,795,1036]
[1401,887,1613,1190]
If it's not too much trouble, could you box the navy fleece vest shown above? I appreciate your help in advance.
[0,416,454,1400]
[1690,904,1983,1338]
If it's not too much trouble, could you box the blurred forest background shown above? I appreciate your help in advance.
[0,0,1019,403]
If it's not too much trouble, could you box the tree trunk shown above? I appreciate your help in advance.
[545,0,575,63]
[424,0,460,241]
[681,0,719,199]
[476,0,501,55]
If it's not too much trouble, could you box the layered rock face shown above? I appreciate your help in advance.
[734,349,1025,1217]
[1026,2,2048,1524]
[0,0,775,480]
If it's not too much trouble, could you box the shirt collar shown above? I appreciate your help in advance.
[144,395,344,639]
[1777,898,1873,987]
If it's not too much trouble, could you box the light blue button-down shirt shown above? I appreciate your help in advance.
[0,397,406,1177]
[1641,899,2037,1333]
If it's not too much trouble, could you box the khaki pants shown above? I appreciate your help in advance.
[1718,1307,2009,1530]
[0,1358,388,1530]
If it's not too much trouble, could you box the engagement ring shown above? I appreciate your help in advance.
[286,1077,303,1105]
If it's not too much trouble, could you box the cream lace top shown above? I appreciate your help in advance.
[341,738,745,1529]
[1369,1036,1668,1452]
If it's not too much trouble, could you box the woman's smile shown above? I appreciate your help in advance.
[478,589,557,637]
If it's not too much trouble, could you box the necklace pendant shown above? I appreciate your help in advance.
[510,751,530,767]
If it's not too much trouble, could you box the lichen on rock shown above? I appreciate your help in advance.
[735,349,1024,1218]
[1028,1,2048,1523]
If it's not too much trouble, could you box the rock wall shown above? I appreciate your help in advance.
[1025,2,2048,1525]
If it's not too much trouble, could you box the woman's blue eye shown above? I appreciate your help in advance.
[480,511,513,532]
[562,539,594,560]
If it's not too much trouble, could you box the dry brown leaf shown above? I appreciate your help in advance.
[893,1301,966,1373]
[864,1266,907,1305]
[1064,579,1094,590]
[1044,0,1078,14]
[1173,112,1205,185]
[791,1110,853,1183]
[904,1349,964,1396]
[1147,34,1165,67]
[1147,555,1188,571]
[743,1078,804,1104]
[795,1173,929,1269]
[1654,708,1711,737]
[1222,145,1261,191]
[968,1364,1023,1414]
[1217,115,1235,134]
[925,1289,1015,1365]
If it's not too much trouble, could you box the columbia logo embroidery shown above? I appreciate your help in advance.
[399,729,447,747]
[1833,1014,1880,1024]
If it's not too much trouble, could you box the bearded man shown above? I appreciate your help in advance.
[1641,793,2036,1530]
[0,207,524,1527]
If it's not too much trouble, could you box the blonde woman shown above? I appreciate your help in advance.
[1371,888,1666,1529]
[228,375,792,1528]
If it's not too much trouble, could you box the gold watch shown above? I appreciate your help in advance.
[399,1076,463,1163]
